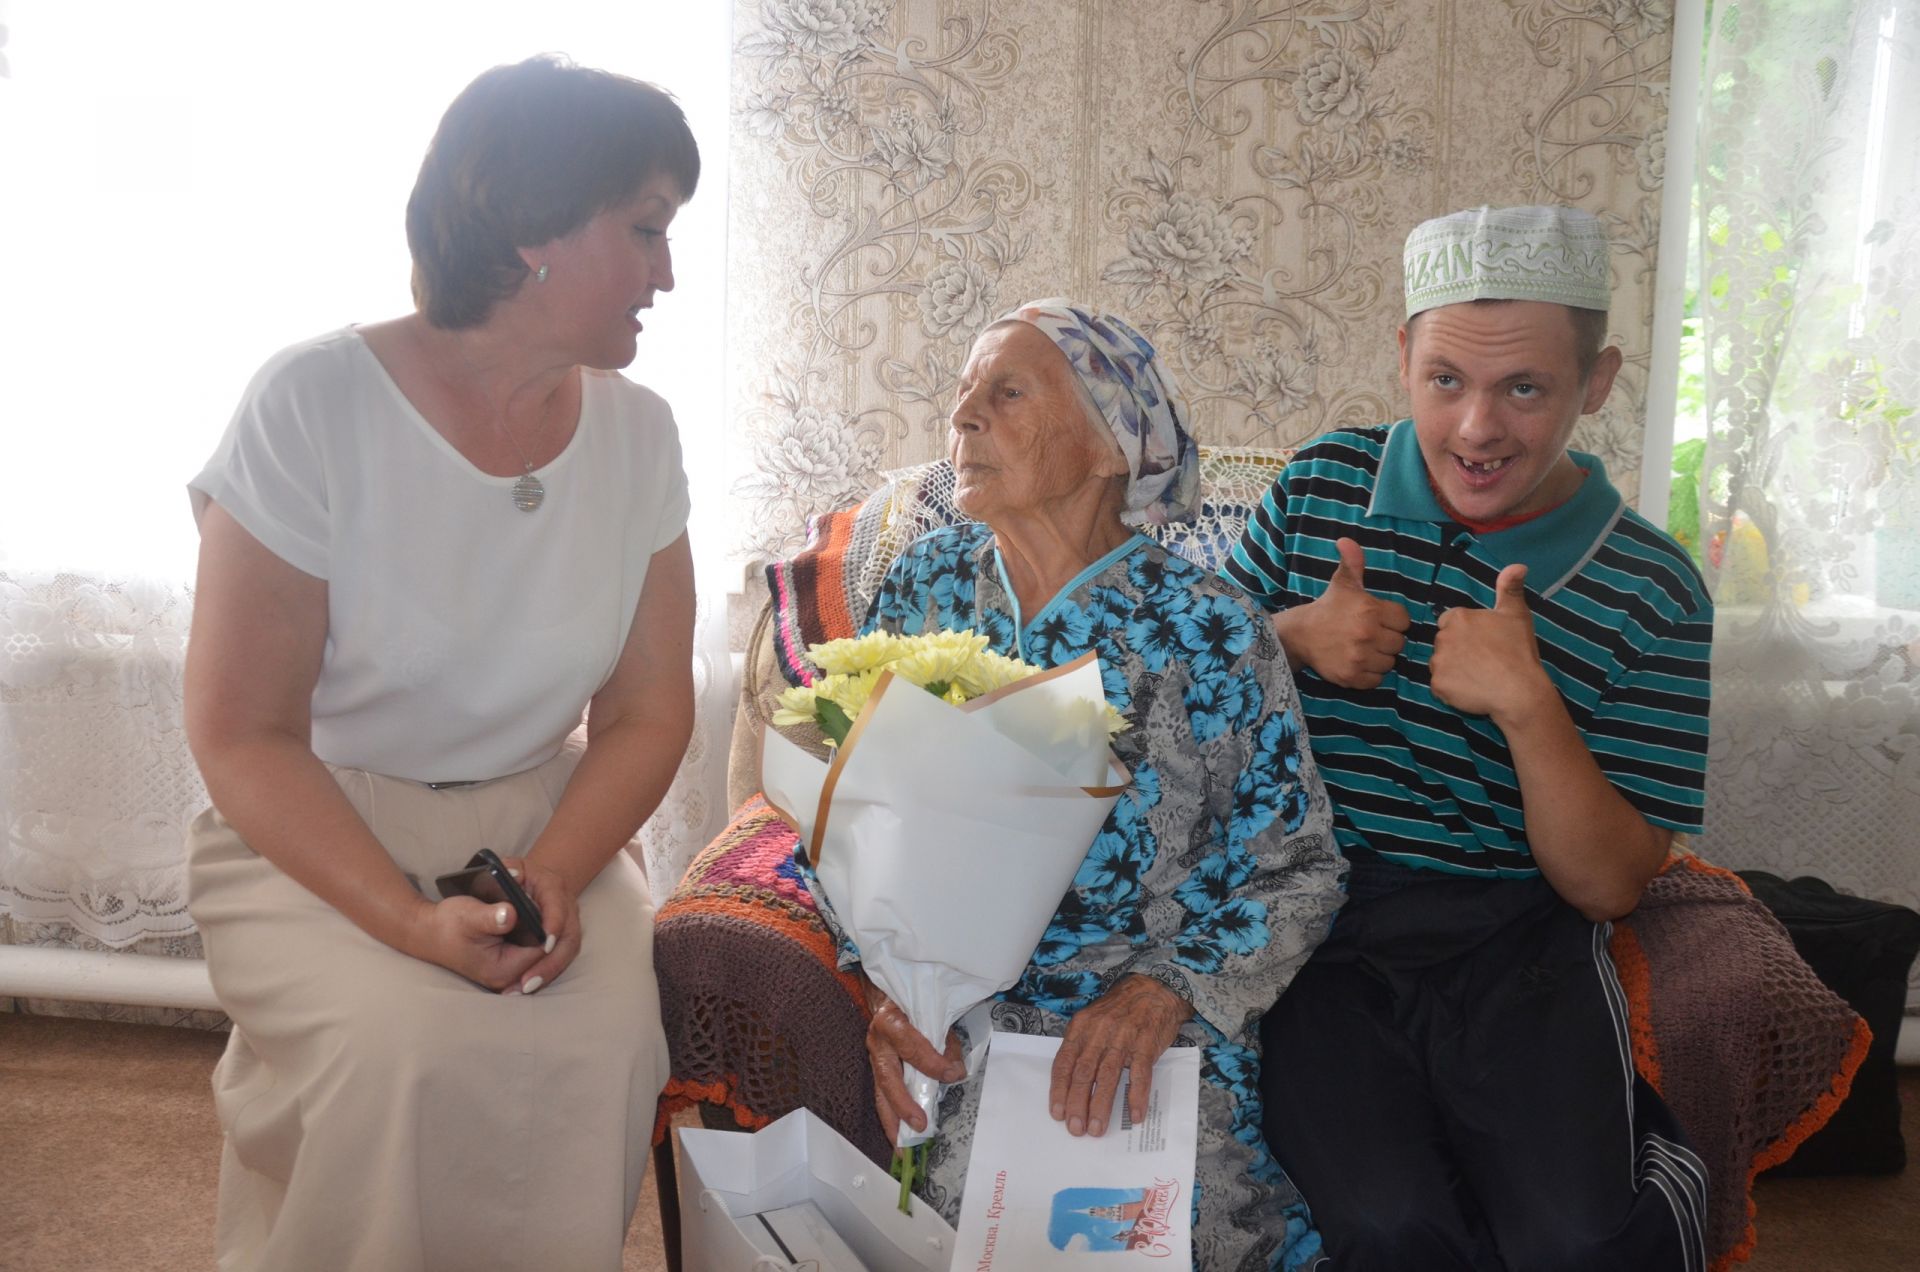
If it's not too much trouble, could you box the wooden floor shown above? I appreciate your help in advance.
[0,1013,673,1272]
[2,1011,1915,1271]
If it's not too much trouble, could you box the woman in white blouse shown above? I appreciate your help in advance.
[182,56,696,1271]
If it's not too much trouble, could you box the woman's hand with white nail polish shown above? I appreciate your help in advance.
[406,893,543,991]
[496,855,582,995]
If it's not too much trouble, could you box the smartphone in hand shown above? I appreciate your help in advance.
[434,848,548,948]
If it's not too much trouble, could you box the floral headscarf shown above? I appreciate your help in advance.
[993,298,1201,527]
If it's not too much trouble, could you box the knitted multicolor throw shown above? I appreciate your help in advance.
[654,797,889,1163]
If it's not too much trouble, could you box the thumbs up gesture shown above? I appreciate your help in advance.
[1277,537,1412,689]
[1429,564,1553,721]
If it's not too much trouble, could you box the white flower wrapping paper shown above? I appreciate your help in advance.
[761,652,1129,1148]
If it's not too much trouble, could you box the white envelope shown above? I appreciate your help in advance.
[954,1032,1200,1269]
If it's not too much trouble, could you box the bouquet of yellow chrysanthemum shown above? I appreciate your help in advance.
[770,629,1126,747]
[761,631,1131,1199]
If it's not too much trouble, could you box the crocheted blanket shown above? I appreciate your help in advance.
[654,797,889,1163]
[765,463,958,687]
[1613,854,1869,1267]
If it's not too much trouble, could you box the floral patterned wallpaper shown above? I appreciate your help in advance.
[724,0,1677,564]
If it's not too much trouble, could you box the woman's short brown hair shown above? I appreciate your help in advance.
[406,55,700,329]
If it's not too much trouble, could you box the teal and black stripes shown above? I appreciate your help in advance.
[1224,424,1713,877]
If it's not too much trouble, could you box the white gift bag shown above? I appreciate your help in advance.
[677,1109,958,1272]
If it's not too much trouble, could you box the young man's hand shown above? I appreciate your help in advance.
[1429,564,1556,723]
[1432,561,1670,919]
[1273,537,1411,688]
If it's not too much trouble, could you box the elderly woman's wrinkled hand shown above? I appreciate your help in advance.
[863,979,966,1146]
[1049,974,1192,1138]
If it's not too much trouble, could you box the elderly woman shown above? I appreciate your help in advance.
[182,57,696,1269]
[806,300,1346,1270]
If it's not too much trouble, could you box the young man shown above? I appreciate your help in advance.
[1226,205,1713,1270]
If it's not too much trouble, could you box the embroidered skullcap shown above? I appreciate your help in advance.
[1402,205,1612,319]
[992,298,1201,526]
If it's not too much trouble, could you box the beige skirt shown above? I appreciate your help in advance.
[186,749,669,1272]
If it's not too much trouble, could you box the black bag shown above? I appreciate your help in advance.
[1739,871,1920,1176]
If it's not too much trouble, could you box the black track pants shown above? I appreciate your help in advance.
[1260,875,1708,1272]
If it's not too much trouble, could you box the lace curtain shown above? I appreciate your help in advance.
[1686,0,1920,1007]
[0,574,728,1034]
[0,575,731,921]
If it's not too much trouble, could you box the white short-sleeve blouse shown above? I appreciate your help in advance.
[189,327,690,784]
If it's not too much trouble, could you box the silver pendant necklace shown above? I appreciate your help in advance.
[510,468,546,513]
[499,422,546,513]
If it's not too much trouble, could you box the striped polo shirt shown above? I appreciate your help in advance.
[1224,421,1713,877]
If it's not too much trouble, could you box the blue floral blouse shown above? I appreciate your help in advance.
[850,522,1343,1037]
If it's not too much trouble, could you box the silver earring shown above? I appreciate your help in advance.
[535,264,549,283]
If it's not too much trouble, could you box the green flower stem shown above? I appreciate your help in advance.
[889,1142,926,1215]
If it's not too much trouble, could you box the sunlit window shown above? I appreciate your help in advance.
[0,0,730,578]
[1666,2,1917,618]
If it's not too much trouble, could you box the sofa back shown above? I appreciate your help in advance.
[805,448,1295,651]
[734,448,1294,809]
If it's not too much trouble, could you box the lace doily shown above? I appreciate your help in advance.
[841,447,1294,634]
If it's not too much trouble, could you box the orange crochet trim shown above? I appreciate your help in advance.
[1712,1009,1874,1270]
[1610,922,1664,1092]
[1754,1011,1873,1175]
[654,1076,775,1147]
[663,891,837,940]
[1667,852,1751,892]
